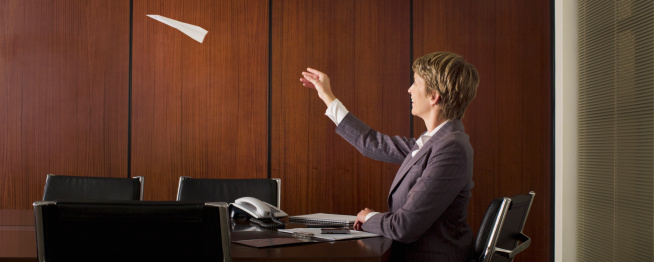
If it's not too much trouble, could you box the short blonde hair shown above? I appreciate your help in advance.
[412,52,479,120]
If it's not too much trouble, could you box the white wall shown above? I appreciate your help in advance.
[555,0,578,261]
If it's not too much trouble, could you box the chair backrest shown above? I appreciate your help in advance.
[42,174,144,201]
[33,200,231,262]
[473,191,535,262]
[176,177,281,208]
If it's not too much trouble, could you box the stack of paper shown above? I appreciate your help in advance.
[288,213,357,225]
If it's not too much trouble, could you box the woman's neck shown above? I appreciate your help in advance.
[422,111,447,133]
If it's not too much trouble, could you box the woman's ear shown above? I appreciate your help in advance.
[430,93,441,106]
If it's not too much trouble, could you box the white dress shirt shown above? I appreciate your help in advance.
[325,99,349,125]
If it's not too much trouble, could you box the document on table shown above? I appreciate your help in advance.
[278,228,380,241]
[233,237,319,248]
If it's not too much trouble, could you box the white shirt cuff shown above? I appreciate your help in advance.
[324,99,349,126]
[365,212,379,222]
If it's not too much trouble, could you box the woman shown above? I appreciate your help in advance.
[300,52,480,261]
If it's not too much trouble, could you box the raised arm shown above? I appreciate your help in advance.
[302,68,416,163]
[335,114,415,164]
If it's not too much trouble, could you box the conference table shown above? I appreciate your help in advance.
[0,209,392,261]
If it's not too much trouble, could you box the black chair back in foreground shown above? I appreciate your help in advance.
[177,177,281,208]
[33,200,231,262]
[42,174,144,201]
[473,191,535,262]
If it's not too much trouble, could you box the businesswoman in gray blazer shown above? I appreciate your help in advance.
[301,52,479,261]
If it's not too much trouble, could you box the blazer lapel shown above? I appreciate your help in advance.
[389,143,420,193]
[387,120,464,197]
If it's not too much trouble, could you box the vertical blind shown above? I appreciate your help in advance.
[577,0,653,261]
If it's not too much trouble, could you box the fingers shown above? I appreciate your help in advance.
[301,73,319,86]
[300,73,317,82]
[300,77,315,88]
[353,220,363,231]
[302,71,319,80]
[306,67,324,77]
[354,216,365,231]
[301,70,319,82]
[355,208,371,232]
[300,69,325,90]
[301,67,328,84]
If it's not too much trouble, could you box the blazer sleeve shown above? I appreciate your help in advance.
[361,134,473,243]
[335,113,415,164]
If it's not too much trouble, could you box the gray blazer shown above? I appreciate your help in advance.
[336,113,474,261]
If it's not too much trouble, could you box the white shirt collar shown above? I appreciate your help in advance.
[416,120,450,149]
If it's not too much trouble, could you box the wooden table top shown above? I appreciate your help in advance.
[0,209,392,262]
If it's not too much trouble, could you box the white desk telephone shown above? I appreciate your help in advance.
[230,197,288,219]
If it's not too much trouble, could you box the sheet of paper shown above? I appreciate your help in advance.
[233,238,318,248]
[147,14,208,43]
[278,228,380,241]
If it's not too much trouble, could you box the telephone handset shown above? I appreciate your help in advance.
[230,197,288,219]
[230,197,287,229]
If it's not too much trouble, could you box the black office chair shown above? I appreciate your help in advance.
[42,174,144,201]
[472,191,535,262]
[176,177,281,208]
[33,200,232,262]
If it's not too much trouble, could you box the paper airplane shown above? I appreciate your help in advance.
[147,14,208,43]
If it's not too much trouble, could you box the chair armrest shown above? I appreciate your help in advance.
[495,233,531,259]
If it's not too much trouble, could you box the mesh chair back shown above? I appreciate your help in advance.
[42,174,143,201]
[33,200,231,262]
[474,191,535,262]
[490,192,535,261]
[177,177,280,207]
[474,197,511,261]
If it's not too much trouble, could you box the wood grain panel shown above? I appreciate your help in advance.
[413,0,552,261]
[132,0,269,201]
[271,0,410,216]
[0,0,130,210]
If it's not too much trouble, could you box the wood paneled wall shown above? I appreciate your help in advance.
[271,0,411,216]
[0,0,130,209]
[132,0,269,201]
[413,1,552,261]
[1,0,551,260]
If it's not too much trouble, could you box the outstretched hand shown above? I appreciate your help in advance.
[301,68,336,106]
